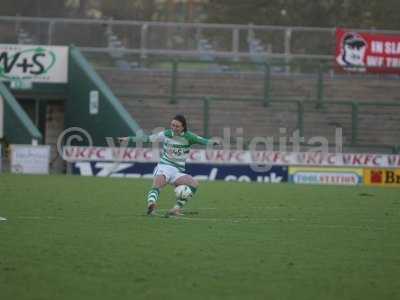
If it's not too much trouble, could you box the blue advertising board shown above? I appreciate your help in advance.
[72,162,288,183]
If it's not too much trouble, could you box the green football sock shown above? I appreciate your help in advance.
[175,199,187,209]
[147,188,160,204]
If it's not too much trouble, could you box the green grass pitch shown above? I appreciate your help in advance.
[0,174,399,300]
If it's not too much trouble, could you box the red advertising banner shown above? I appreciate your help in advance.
[335,28,400,74]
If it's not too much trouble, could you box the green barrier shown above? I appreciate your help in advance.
[67,46,142,146]
[197,96,400,153]
[263,63,271,107]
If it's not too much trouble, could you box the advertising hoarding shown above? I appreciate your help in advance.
[71,161,289,183]
[10,145,50,174]
[63,146,400,168]
[364,169,400,187]
[0,44,68,84]
[289,167,363,186]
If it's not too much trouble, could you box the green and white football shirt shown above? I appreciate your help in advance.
[131,129,213,171]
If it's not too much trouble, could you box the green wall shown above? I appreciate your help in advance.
[0,81,42,144]
[66,47,141,146]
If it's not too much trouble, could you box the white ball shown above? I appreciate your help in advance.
[174,185,193,200]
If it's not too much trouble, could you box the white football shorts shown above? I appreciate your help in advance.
[153,163,187,184]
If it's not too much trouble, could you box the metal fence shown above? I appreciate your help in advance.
[3,15,394,63]
[3,15,400,70]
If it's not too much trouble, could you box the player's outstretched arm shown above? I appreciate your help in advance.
[117,135,149,143]
[187,132,220,146]
[118,130,166,144]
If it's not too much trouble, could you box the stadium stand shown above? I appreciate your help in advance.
[1,16,399,156]
[95,65,400,152]
[98,67,400,102]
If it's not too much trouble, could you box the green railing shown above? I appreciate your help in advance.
[108,59,399,107]
[109,59,400,152]
[201,96,400,153]
[112,95,399,153]
[124,59,274,105]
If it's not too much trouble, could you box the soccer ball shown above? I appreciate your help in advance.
[174,185,193,200]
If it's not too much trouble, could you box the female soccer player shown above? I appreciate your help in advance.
[119,115,218,217]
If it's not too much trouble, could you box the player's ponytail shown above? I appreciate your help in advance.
[173,114,187,132]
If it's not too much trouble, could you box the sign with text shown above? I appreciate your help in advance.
[71,162,288,183]
[63,146,400,168]
[0,44,68,83]
[336,28,400,74]
[10,145,50,174]
[364,169,400,187]
[289,167,363,186]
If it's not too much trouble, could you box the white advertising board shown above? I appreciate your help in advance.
[10,145,51,174]
[62,146,400,168]
[0,44,68,83]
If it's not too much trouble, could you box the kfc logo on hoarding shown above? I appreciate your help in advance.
[336,32,367,71]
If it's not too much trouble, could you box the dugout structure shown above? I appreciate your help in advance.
[0,45,141,166]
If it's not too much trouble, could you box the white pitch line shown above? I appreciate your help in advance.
[248,206,380,211]
[10,214,385,231]
[164,216,385,230]
[16,216,64,220]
